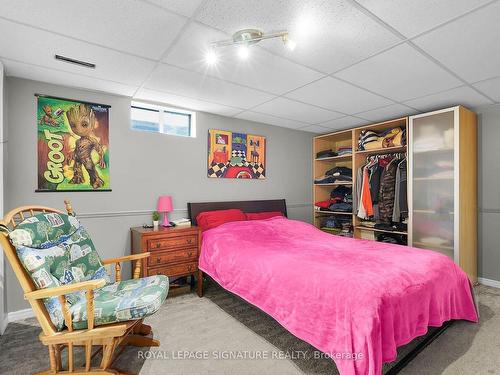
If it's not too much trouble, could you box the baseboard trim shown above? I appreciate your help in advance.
[478,277,500,289]
[0,316,8,335]
[6,308,34,324]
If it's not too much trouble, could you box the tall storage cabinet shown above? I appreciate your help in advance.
[408,106,477,282]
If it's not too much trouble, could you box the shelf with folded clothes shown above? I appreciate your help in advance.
[355,225,407,235]
[315,154,352,161]
[355,145,406,155]
[315,210,353,216]
[321,228,354,237]
[314,182,353,186]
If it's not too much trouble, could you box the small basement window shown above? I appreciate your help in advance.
[131,101,196,137]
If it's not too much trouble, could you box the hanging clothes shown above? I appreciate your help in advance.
[392,158,408,222]
[356,153,407,224]
[357,165,374,219]
[353,166,363,212]
[378,157,399,224]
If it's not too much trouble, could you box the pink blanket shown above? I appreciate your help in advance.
[199,217,478,375]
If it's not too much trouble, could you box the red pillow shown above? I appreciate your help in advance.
[196,209,246,231]
[245,211,284,220]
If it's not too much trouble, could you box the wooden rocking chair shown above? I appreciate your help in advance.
[0,201,161,374]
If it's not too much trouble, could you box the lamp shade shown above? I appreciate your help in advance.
[157,196,173,213]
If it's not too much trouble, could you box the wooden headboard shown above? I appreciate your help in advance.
[187,199,287,225]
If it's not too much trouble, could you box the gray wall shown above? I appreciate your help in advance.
[477,104,500,283]
[0,62,6,328]
[4,77,313,312]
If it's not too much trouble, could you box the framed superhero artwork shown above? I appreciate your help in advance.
[35,94,111,192]
[207,129,266,179]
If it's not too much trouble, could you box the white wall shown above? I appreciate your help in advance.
[4,77,313,313]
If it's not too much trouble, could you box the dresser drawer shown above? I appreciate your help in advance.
[149,262,198,277]
[148,249,198,266]
[147,235,197,251]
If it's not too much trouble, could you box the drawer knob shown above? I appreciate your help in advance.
[187,252,192,257]
[187,239,192,244]
[156,257,161,264]
[156,243,161,248]
[188,265,192,271]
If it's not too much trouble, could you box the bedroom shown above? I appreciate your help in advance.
[0,0,498,374]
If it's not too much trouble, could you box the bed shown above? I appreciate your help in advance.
[188,199,478,375]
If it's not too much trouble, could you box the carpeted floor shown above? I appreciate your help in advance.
[0,282,498,375]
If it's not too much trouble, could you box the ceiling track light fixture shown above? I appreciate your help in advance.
[205,29,296,64]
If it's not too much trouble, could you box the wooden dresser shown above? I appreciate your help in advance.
[131,226,203,297]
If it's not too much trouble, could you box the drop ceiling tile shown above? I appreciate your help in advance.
[0,0,187,60]
[235,111,308,129]
[403,85,494,111]
[0,19,156,86]
[134,88,242,117]
[413,2,500,83]
[144,64,274,109]
[473,77,500,102]
[299,125,332,134]
[195,0,401,73]
[355,0,492,37]
[164,22,324,95]
[286,76,393,114]
[356,103,417,122]
[319,116,370,130]
[145,0,204,17]
[335,43,462,102]
[3,59,137,96]
[251,97,343,124]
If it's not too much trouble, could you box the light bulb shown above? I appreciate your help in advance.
[285,38,297,51]
[237,45,250,59]
[205,49,218,65]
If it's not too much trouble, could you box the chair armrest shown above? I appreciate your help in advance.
[102,252,150,281]
[24,279,106,301]
[101,252,150,265]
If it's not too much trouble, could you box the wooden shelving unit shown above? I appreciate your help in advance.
[312,106,477,283]
[312,117,408,239]
[313,129,354,233]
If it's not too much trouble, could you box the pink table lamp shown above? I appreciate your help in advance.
[157,196,173,227]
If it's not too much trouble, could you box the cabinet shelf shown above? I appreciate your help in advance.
[314,182,352,186]
[413,209,454,215]
[315,154,352,161]
[413,147,453,155]
[412,241,453,251]
[315,210,353,216]
[413,176,453,181]
[355,145,406,155]
[355,226,407,235]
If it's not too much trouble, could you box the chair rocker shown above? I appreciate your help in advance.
[0,200,169,374]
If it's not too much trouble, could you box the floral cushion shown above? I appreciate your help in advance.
[70,275,169,330]
[9,213,110,330]
[9,212,81,248]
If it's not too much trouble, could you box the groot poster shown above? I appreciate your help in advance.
[36,95,111,191]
